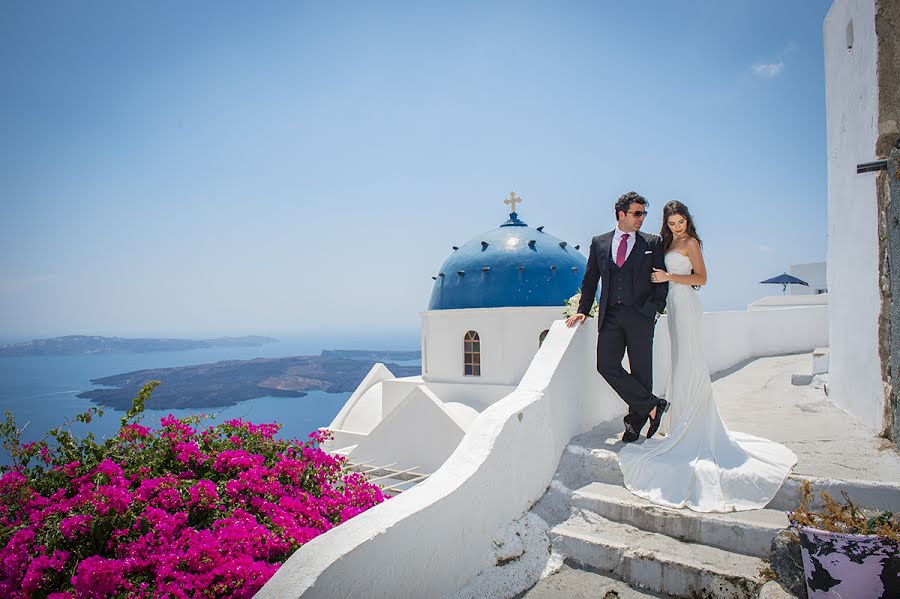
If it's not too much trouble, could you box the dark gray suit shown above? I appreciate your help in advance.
[578,230,668,427]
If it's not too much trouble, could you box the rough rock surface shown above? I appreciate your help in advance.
[450,512,552,599]
[770,528,807,599]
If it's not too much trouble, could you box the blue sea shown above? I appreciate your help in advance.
[0,332,419,467]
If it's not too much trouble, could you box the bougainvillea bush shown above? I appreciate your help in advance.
[0,381,384,598]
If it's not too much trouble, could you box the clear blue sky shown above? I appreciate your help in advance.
[0,0,833,339]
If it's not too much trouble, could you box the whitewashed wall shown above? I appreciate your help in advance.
[749,295,829,310]
[650,306,829,396]
[420,306,565,385]
[258,304,827,598]
[788,261,828,295]
[824,0,884,431]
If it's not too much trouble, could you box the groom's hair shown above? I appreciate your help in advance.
[615,191,648,220]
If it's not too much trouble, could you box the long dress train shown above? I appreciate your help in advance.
[617,252,797,512]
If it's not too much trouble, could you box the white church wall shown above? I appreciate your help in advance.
[824,0,884,431]
[420,306,564,385]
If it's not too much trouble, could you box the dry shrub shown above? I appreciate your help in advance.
[791,480,900,540]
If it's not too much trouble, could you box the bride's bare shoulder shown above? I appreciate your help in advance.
[669,238,694,256]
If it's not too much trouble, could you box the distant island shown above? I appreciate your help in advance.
[77,350,422,410]
[320,349,421,361]
[0,335,279,357]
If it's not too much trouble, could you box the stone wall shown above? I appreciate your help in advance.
[882,146,900,449]
[876,0,900,448]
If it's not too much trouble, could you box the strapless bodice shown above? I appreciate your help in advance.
[665,252,693,275]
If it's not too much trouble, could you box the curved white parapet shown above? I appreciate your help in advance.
[257,319,622,598]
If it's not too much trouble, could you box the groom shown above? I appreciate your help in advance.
[565,191,669,443]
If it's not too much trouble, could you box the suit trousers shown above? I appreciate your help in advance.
[596,303,659,428]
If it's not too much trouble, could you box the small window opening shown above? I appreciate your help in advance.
[464,331,481,376]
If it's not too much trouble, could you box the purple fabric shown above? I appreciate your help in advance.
[615,233,629,267]
[799,526,899,598]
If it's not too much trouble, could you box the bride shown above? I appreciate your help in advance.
[617,200,797,512]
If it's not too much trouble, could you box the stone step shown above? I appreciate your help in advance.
[550,508,768,599]
[558,442,900,513]
[521,564,666,598]
[571,482,789,558]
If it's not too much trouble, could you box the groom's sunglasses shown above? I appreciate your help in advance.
[628,210,648,217]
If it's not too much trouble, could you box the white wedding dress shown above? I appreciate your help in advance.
[617,252,797,512]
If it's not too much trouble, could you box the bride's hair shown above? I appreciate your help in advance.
[660,200,703,252]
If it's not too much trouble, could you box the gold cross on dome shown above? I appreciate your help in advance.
[504,192,523,213]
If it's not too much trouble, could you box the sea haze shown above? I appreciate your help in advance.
[0,332,420,467]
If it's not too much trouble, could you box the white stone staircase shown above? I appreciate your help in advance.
[551,508,768,599]
[530,422,798,599]
[568,482,787,558]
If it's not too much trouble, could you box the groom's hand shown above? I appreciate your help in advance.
[565,313,586,327]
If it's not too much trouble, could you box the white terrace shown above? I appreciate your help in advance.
[258,303,842,598]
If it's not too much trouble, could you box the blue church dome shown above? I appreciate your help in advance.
[428,209,588,310]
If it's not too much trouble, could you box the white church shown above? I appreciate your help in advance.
[324,193,589,477]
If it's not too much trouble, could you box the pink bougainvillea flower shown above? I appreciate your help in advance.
[0,413,384,598]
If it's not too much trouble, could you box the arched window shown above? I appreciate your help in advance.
[538,329,550,347]
[464,330,481,376]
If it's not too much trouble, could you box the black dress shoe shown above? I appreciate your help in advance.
[646,398,670,439]
[621,422,640,444]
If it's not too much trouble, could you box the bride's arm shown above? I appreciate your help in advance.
[664,238,707,286]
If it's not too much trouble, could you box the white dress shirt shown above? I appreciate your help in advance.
[611,227,636,262]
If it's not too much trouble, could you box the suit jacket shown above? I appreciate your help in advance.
[577,230,668,327]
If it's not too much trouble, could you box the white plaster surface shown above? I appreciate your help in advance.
[420,306,563,385]
[788,261,827,295]
[421,381,516,411]
[327,363,394,433]
[824,0,885,432]
[348,386,466,473]
[748,294,829,310]
[812,347,830,375]
[379,378,421,417]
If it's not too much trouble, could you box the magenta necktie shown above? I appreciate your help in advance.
[616,234,629,267]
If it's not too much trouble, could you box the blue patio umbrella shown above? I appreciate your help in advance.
[759,273,809,295]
